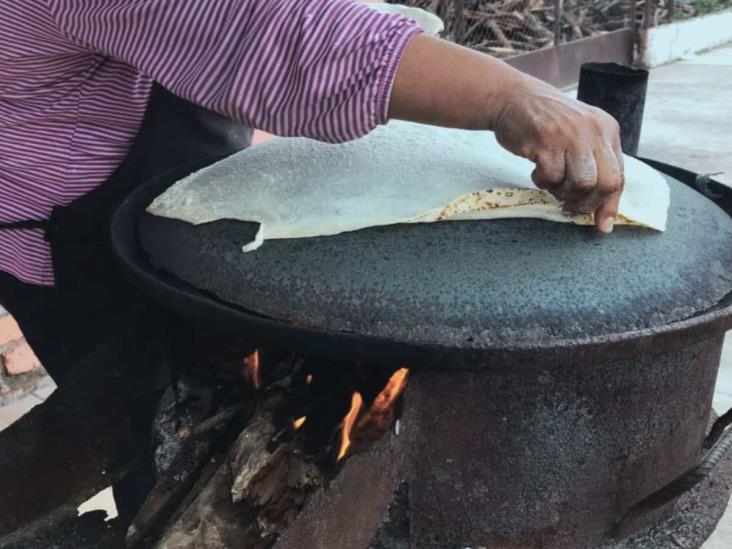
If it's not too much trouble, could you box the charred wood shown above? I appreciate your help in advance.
[127,351,408,549]
[154,391,325,548]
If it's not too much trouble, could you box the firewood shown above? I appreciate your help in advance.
[154,450,255,549]
[154,391,326,548]
[138,356,409,548]
[126,403,250,547]
[227,393,326,537]
[236,443,324,537]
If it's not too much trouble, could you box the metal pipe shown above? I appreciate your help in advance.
[453,0,465,45]
[554,0,563,46]
[643,0,654,29]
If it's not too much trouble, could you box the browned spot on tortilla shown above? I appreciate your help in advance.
[429,188,646,228]
[616,213,640,225]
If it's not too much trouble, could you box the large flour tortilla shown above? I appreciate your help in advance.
[147,121,670,251]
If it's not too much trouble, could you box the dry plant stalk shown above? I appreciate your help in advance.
[391,0,634,57]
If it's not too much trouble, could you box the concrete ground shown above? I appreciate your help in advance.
[638,43,732,188]
[0,41,731,546]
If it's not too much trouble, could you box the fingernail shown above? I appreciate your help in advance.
[600,217,615,234]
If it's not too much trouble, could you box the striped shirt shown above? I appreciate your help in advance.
[0,0,420,286]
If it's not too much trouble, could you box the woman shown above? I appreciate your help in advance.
[0,0,623,520]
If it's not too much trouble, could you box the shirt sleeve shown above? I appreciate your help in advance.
[45,0,422,143]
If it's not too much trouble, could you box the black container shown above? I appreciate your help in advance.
[577,62,649,156]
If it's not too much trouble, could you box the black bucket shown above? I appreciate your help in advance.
[577,62,649,156]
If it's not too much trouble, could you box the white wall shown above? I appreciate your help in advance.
[643,8,732,67]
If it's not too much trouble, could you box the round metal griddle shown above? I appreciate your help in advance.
[111,158,732,370]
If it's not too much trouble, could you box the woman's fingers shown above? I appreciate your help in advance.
[531,149,565,194]
[533,142,623,234]
[564,145,622,211]
[561,148,598,213]
[593,142,625,233]
[594,187,622,233]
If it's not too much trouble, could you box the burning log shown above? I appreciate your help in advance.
[125,346,410,548]
[154,391,325,548]
[126,397,250,547]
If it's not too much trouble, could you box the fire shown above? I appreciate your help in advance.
[243,350,261,389]
[368,368,409,414]
[336,368,410,463]
[337,392,363,461]
[293,416,307,430]
[306,374,313,385]
[353,368,410,449]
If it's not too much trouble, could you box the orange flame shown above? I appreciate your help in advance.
[243,350,261,389]
[337,392,363,461]
[370,368,409,413]
[293,416,307,430]
[352,368,410,447]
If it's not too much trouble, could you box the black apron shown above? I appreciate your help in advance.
[0,85,251,382]
[0,86,251,520]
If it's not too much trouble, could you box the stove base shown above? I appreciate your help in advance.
[3,413,731,549]
[605,427,732,549]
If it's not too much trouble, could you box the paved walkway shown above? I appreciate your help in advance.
[0,375,54,431]
[639,43,732,187]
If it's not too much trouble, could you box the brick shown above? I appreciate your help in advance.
[2,340,42,376]
[0,315,23,347]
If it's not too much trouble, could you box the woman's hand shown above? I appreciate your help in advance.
[492,76,624,233]
[390,35,624,233]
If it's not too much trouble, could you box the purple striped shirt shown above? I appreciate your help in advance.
[0,0,420,286]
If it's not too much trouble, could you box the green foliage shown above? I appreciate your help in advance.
[695,0,728,15]
[674,0,732,20]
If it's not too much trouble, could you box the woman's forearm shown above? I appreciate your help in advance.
[390,35,624,234]
[389,35,521,130]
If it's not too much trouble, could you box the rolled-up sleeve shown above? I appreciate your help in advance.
[46,0,422,142]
